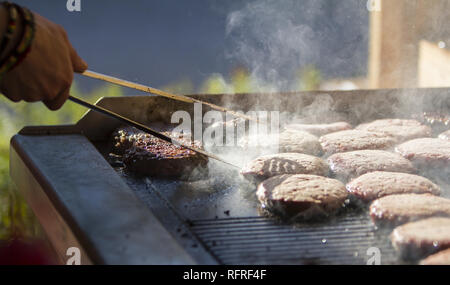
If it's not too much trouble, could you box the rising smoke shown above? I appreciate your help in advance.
[224,0,369,92]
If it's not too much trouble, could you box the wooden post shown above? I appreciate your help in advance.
[418,40,450,87]
[368,0,420,89]
[369,0,450,89]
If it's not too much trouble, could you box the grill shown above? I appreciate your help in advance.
[191,215,395,265]
[121,170,404,265]
[9,88,450,264]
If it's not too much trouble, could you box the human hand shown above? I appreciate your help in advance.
[1,11,87,110]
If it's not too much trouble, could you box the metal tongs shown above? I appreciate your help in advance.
[69,70,244,169]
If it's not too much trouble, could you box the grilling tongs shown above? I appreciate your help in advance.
[68,70,243,169]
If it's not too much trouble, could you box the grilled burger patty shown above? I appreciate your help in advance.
[391,217,450,260]
[279,130,323,155]
[256,174,348,220]
[327,150,416,181]
[319,130,396,155]
[241,153,329,181]
[356,119,431,143]
[346,171,440,202]
[420,248,450,265]
[241,130,323,156]
[370,194,450,226]
[395,138,450,167]
[112,127,208,180]
[439,130,450,141]
[285,122,352,137]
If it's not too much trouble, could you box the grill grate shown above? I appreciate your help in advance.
[190,213,400,265]
[116,168,428,265]
[121,172,405,265]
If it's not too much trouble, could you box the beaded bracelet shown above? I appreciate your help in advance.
[0,2,18,54]
[10,4,35,69]
[0,2,35,82]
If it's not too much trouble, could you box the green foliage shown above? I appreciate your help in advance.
[199,67,253,94]
[297,65,322,91]
[199,73,231,94]
[230,67,252,93]
[0,82,123,240]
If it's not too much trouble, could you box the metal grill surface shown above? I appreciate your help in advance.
[94,91,449,265]
[190,213,399,265]
[115,157,449,265]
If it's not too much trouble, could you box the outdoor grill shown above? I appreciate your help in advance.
[9,88,450,265]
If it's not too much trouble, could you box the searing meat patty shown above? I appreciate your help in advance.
[112,127,208,180]
[356,119,431,143]
[395,138,450,167]
[327,150,416,181]
[241,130,323,156]
[346,171,440,202]
[370,194,450,226]
[319,130,396,155]
[256,174,348,220]
[279,130,323,155]
[439,130,450,141]
[285,122,352,137]
[391,217,450,260]
[241,153,329,181]
[420,248,450,265]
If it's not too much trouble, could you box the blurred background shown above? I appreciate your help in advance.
[0,0,449,264]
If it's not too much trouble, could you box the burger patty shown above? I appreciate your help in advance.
[370,194,450,226]
[420,248,450,265]
[439,130,450,141]
[319,130,396,155]
[395,138,450,167]
[240,153,329,181]
[327,150,416,181]
[346,171,440,202]
[279,130,323,155]
[284,122,352,137]
[112,127,208,180]
[390,217,450,260]
[241,130,323,156]
[256,174,348,220]
[356,119,431,143]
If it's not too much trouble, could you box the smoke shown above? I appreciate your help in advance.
[225,0,317,91]
[224,0,368,91]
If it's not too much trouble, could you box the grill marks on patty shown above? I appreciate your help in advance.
[319,130,396,155]
[257,174,348,220]
[346,171,440,202]
[370,194,450,227]
[241,153,329,181]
